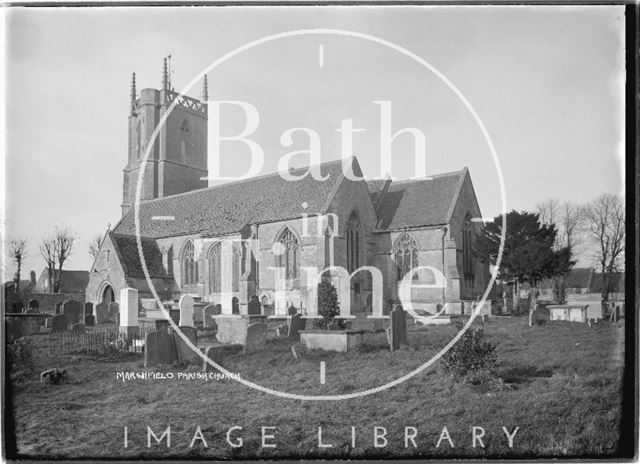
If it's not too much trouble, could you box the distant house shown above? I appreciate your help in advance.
[538,267,625,303]
[34,269,90,294]
[3,270,37,295]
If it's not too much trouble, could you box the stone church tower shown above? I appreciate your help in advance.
[121,58,209,216]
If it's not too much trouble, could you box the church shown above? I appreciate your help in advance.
[86,61,489,318]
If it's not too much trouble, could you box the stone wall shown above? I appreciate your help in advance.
[4,292,86,314]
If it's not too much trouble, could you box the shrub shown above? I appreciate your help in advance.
[441,320,500,388]
[314,281,344,329]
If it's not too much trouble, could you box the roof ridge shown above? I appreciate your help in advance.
[385,169,466,186]
[135,157,348,207]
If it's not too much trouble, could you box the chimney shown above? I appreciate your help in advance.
[30,270,36,286]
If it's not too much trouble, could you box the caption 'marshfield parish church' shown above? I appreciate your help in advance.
[86,63,490,319]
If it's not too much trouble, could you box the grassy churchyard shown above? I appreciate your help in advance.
[6,316,625,459]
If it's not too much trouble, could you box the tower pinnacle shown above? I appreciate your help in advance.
[130,72,137,115]
[162,57,169,91]
[202,75,209,102]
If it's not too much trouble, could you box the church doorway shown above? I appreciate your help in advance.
[102,284,115,304]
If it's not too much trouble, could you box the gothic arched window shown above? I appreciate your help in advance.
[181,241,199,286]
[346,211,361,273]
[180,118,190,160]
[463,213,473,278]
[393,233,419,281]
[278,228,299,280]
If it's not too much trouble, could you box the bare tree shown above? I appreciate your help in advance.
[39,237,56,292]
[582,194,625,302]
[89,233,103,262]
[53,226,75,293]
[8,238,28,292]
[39,226,76,293]
[535,198,560,230]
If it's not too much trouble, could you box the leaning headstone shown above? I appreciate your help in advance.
[243,322,267,354]
[144,331,175,367]
[84,302,94,316]
[95,302,108,324]
[203,304,220,328]
[51,315,69,332]
[179,295,195,327]
[55,302,63,315]
[173,326,200,365]
[85,314,95,326]
[107,302,119,323]
[119,288,139,336]
[28,299,39,310]
[389,305,408,351]
[288,314,306,340]
[248,296,261,315]
[62,299,82,324]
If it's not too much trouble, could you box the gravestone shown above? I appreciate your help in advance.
[12,302,24,313]
[62,299,82,324]
[84,302,94,316]
[28,299,39,310]
[248,296,261,315]
[107,302,120,323]
[119,288,139,336]
[243,322,267,354]
[389,305,408,351]
[55,302,63,315]
[173,326,200,365]
[85,314,95,326]
[71,323,85,335]
[202,304,220,328]
[95,302,108,324]
[51,314,69,332]
[202,344,242,372]
[179,295,195,327]
[144,331,176,367]
[288,314,306,340]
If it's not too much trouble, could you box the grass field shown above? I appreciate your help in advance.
[5,316,626,459]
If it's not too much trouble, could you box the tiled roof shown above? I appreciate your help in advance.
[373,169,466,230]
[35,269,89,293]
[111,233,168,279]
[114,159,346,239]
[365,179,389,206]
[564,268,593,289]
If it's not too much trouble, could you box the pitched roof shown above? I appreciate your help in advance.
[114,159,346,239]
[564,267,593,289]
[111,233,169,279]
[365,179,389,206]
[35,269,89,293]
[371,169,466,231]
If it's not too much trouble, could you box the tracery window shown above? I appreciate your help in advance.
[393,233,419,281]
[278,228,299,280]
[346,211,360,273]
[181,241,199,286]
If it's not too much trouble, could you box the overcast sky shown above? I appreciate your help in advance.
[3,5,625,277]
